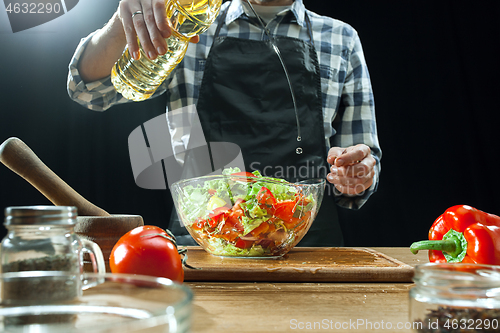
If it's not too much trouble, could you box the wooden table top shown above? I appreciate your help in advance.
[186,247,428,333]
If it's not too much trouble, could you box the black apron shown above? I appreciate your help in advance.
[170,7,344,247]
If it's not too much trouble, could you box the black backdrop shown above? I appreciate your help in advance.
[1,1,499,248]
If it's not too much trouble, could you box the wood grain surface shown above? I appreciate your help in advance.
[186,247,428,333]
[183,246,414,282]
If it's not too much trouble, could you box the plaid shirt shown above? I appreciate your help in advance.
[67,0,381,209]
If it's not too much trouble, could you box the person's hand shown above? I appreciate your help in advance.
[117,0,200,61]
[326,144,376,195]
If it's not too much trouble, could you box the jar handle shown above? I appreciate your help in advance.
[81,239,106,274]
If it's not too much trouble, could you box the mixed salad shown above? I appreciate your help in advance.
[177,168,318,256]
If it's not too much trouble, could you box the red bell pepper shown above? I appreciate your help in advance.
[410,205,500,264]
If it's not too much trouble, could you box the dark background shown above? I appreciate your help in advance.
[1,1,499,248]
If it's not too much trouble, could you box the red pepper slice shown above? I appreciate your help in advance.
[410,205,500,265]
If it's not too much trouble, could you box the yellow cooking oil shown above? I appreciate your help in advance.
[111,0,222,101]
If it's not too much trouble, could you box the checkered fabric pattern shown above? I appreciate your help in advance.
[67,0,381,209]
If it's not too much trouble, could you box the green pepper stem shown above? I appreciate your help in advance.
[410,229,468,263]
[410,240,457,255]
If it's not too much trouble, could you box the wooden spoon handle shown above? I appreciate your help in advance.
[0,137,110,216]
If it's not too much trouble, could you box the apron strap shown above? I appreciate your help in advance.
[213,4,229,40]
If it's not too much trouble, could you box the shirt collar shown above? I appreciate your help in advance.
[225,0,306,27]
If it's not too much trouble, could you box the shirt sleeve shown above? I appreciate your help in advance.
[331,31,382,210]
[66,31,167,111]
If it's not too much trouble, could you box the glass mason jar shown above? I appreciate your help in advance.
[0,205,106,327]
[1,206,105,275]
[410,263,500,333]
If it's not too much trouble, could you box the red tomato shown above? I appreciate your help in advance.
[109,226,184,283]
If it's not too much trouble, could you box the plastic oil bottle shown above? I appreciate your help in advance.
[111,0,222,102]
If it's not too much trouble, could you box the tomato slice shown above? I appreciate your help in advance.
[227,199,245,226]
[284,210,313,230]
[293,212,312,234]
[250,222,270,237]
[230,171,257,182]
[231,171,256,177]
[266,221,277,234]
[256,187,277,207]
[211,206,230,215]
[191,218,206,231]
[232,198,245,208]
[273,200,297,222]
[217,223,241,242]
[235,238,254,249]
[295,192,310,206]
[227,211,244,233]
[207,206,230,228]
[283,217,301,229]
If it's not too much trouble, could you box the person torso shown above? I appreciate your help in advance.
[165,0,358,147]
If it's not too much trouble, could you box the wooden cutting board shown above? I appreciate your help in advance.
[182,247,414,282]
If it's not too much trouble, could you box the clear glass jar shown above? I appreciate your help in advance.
[410,263,500,332]
[1,206,105,275]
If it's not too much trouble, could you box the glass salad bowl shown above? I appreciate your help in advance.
[0,271,192,332]
[170,171,325,258]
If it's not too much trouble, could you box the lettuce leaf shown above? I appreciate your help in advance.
[206,237,268,257]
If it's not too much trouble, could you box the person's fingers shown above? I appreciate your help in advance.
[118,1,142,60]
[327,171,374,195]
[333,155,376,178]
[327,168,374,187]
[334,144,371,167]
[118,0,173,60]
[190,35,200,44]
[327,148,376,195]
[151,0,170,54]
[152,0,171,37]
[327,147,347,165]
[132,1,158,60]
